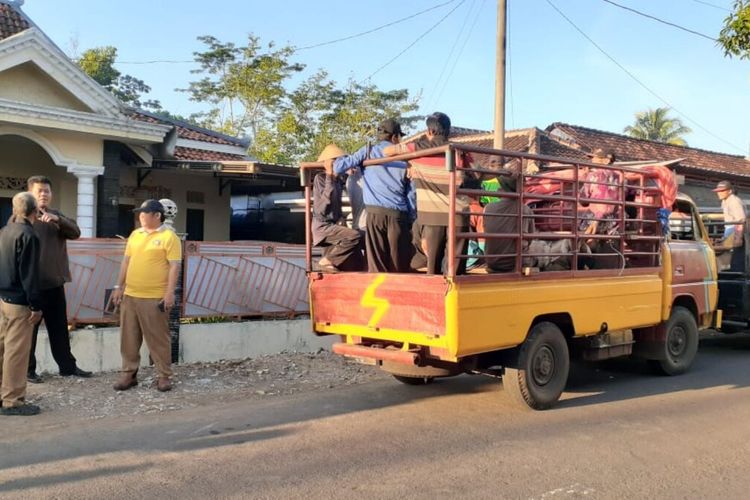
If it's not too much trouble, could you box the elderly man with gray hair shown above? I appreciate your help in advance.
[0,192,43,416]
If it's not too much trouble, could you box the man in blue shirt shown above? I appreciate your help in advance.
[334,119,414,272]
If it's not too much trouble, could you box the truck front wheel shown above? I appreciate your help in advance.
[503,322,570,410]
[648,306,699,375]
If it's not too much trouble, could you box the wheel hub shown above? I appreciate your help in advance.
[668,326,687,357]
[532,346,555,386]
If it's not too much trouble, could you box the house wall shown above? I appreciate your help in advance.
[40,129,103,167]
[0,135,79,218]
[119,167,230,240]
[0,62,91,112]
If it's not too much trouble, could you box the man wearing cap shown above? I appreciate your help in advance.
[111,199,182,392]
[714,180,747,269]
[313,145,365,272]
[24,175,91,383]
[333,119,414,272]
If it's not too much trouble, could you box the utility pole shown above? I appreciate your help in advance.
[493,0,507,149]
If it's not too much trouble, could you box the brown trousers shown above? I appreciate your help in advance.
[0,301,34,407]
[120,295,172,378]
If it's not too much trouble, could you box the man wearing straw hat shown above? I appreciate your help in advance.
[312,144,365,272]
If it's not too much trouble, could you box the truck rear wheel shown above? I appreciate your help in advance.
[503,322,570,410]
[648,306,699,376]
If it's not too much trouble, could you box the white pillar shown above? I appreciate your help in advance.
[67,165,104,238]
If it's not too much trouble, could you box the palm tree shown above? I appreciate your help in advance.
[623,107,692,146]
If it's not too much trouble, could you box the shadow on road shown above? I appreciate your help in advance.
[559,333,750,408]
[0,464,149,493]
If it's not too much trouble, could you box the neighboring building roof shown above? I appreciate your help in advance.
[546,122,750,178]
[0,1,29,41]
[128,109,250,148]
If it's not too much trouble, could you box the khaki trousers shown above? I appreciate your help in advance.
[0,301,34,407]
[120,295,172,378]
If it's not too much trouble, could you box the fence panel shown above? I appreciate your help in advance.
[65,238,317,324]
[182,241,315,318]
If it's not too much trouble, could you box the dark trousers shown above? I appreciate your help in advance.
[28,286,77,375]
[421,224,469,275]
[317,224,365,271]
[365,207,412,273]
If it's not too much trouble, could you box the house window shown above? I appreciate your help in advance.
[186,208,204,241]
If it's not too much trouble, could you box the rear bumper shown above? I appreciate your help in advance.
[332,342,420,365]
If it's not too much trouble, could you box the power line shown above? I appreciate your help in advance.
[297,0,459,51]
[364,0,467,81]
[545,0,745,154]
[433,0,485,105]
[426,0,477,110]
[601,0,716,42]
[112,1,460,65]
[692,0,731,12]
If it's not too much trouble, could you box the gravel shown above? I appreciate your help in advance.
[24,350,388,419]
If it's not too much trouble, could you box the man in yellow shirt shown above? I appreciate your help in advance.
[111,199,182,392]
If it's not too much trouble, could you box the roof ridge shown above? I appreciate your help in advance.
[548,121,747,160]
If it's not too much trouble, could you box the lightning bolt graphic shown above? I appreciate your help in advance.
[360,274,390,328]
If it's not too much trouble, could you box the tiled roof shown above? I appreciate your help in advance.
[173,146,247,162]
[128,110,249,148]
[0,2,28,41]
[546,122,750,178]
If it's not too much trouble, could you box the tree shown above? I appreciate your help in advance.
[184,34,421,164]
[77,46,161,110]
[180,35,304,138]
[718,0,750,59]
[623,107,692,146]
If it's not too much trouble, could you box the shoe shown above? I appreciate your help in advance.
[27,372,43,384]
[113,374,138,391]
[60,367,93,378]
[1,403,41,416]
[156,377,172,392]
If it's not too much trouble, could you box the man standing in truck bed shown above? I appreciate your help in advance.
[384,112,473,275]
[333,119,414,273]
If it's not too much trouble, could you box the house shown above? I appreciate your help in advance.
[449,123,750,207]
[0,0,298,240]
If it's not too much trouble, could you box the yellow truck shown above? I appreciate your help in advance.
[302,144,719,409]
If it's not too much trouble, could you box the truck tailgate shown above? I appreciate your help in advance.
[310,273,449,339]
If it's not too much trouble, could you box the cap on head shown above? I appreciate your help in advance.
[133,199,165,214]
[317,144,346,162]
[377,118,403,138]
[713,180,733,192]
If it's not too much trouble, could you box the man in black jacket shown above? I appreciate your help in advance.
[0,192,43,416]
[25,176,91,382]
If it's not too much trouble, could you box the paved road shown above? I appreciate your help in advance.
[2,333,750,499]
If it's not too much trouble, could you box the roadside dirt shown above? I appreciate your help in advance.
[24,350,389,419]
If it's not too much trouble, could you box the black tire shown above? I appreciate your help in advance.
[648,306,699,376]
[393,374,434,385]
[503,322,570,410]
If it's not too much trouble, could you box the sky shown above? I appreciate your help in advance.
[19,0,750,156]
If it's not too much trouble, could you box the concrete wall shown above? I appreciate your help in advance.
[0,62,91,112]
[33,319,334,374]
[120,167,231,240]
